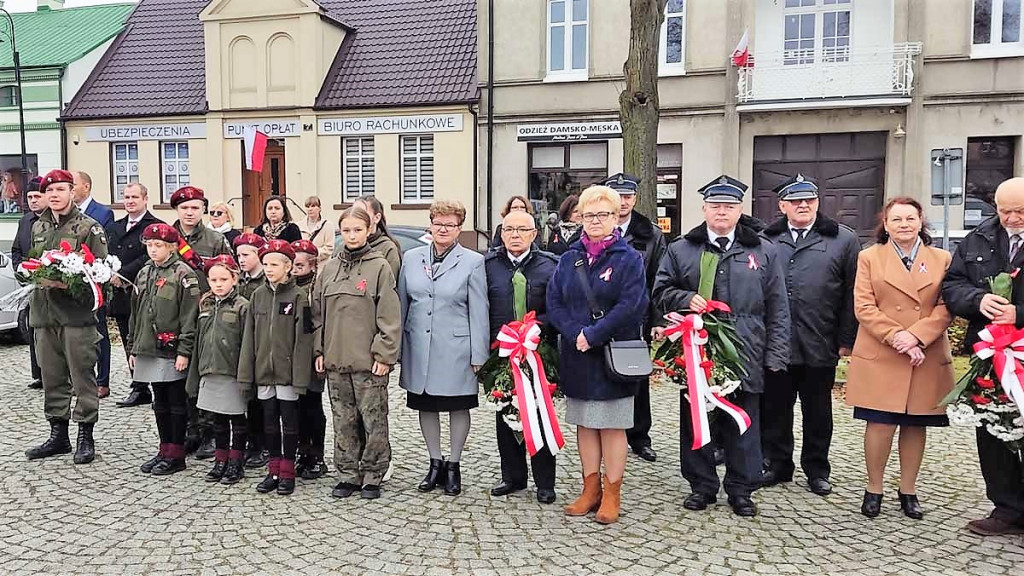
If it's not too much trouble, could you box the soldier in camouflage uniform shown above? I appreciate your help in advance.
[312,207,401,500]
[234,232,268,468]
[129,223,201,476]
[25,169,109,465]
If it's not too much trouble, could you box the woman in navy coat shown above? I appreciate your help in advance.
[547,185,649,524]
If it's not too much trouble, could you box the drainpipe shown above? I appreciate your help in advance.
[59,66,67,169]
[486,0,494,240]
[470,105,480,244]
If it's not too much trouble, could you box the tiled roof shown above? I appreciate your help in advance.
[63,0,478,120]
[0,4,135,69]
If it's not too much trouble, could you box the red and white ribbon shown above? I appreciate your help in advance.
[496,311,565,457]
[973,324,1024,417]
[17,240,104,311]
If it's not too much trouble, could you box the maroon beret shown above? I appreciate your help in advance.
[203,254,239,275]
[141,223,180,244]
[169,186,207,208]
[233,232,267,251]
[42,169,75,189]
[259,239,296,262]
[291,239,319,257]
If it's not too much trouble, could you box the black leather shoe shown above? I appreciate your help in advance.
[861,491,883,518]
[536,488,556,504]
[277,477,295,496]
[26,419,72,460]
[256,473,279,494]
[490,480,526,497]
[244,449,269,469]
[73,423,96,464]
[116,385,151,407]
[294,453,309,477]
[760,468,793,487]
[418,458,445,492]
[444,461,462,496]
[194,436,216,460]
[633,446,657,462]
[683,492,717,511]
[728,495,758,517]
[140,452,164,474]
[808,477,833,496]
[27,379,43,390]
[302,456,328,480]
[205,460,228,482]
[361,484,381,499]
[898,491,924,520]
[151,458,186,476]
[332,481,360,498]
[220,459,245,484]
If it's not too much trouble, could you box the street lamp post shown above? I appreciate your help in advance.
[0,9,29,185]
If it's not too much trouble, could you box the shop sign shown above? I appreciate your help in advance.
[516,121,622,142]
[85,123,207,142]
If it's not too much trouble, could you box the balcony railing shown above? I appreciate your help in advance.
[737,42,923,105]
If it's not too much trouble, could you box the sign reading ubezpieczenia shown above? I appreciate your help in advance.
[85,123,207,142]
[516,121,622,142]
[318,114,464,136]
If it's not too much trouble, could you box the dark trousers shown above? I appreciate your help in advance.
[298,390,327,458]
[28,324,40,380]
[152,379,188,446]
[760,365,835,480]
[114,314,147,393]
[627,382,653,450]
[680,390,762,498]
[495,413,556,489]
[213,413,248,452]
[246,398,264,452]
[186,395,214,442]
[976,428,1024,524]
[262,397,299,460]
[95,308,110,387]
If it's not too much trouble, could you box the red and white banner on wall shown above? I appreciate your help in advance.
[243,125,268,172]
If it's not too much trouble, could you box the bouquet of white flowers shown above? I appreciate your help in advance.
[17,240,122,311]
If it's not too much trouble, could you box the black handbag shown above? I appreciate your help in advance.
[574,259,653,383]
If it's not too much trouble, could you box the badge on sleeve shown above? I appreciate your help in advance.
[747,253,760,271]
[182,277,198,289]
[279,301,295,316]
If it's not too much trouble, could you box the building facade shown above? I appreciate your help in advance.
[479,0,1024,243]
[63,0,479,236]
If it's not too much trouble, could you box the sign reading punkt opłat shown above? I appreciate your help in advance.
[516,121,622,142]
[318,114,464,136]
[85,123,208,142]
[223,119,302,139]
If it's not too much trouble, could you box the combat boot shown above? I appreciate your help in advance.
[277,460,296,495]
[256,458,280,493]
[73,423,96,464]
[221,450,246,485]
[205,449,229,482]
[302,455,328,480]
[26,419,72,460]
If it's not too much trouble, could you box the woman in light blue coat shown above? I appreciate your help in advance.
[398,200,489,497]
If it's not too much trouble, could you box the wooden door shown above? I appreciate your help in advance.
[242,140,287,227]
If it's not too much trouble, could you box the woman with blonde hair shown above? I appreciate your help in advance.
[298,196,336,263]
[208,201,240,246]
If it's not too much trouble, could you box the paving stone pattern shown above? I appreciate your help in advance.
[1,341,1022,575]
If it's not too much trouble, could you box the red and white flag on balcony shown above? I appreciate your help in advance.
[731,28,750,68]
[243,125,268,172]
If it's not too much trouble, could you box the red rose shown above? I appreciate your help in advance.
[653,359,666,368]
[997,394,1011,403]
[491,389,505,399]
[976,378,996,390]
[673,356,686,368]
[548,383,558,395]
[665,368,677,378]
[972,394,992,405]
[700,360,715,370]
[697,329,708,340]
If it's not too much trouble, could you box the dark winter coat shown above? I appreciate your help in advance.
[11,209,38,268]
[238,269,265,300]
[652,221,791,393]
[763,214,860,367]
[129,253,201,359]
[107,211,164,317]
[237,278,314,393]
[484,247,559,343]
[186,289,248,397]
[546,238,649,401]
[941,216,1024,351]
[621,210,667,333]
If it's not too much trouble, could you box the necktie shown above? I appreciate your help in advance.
[512,268,527,321]
[795,229,807,243]
[127,219,138,231]
[1011,235,1022,262]
[714,237,730,252]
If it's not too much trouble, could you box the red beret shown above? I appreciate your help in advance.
[259,239,295,262]
[141,223,180,244]
[291,240,319,257]
[233,232,267,251]
[170,186,207,208]
[203,254,239,275]
[42,169,75,189]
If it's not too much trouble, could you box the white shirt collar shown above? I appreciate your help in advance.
[508,248,530,266]
[618,216,632,236]
[78,196,93,212]
[790,218,815,240]
[707,228,736,249]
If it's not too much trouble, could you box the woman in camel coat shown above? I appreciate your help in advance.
[846,197,954,521]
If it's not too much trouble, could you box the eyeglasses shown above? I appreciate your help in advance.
[580,211,614,223]
[510,205,528,212]
[210,210,225,217]
[502,226,536,236]
[431,222,461,231]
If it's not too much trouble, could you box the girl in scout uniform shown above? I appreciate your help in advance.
[291,240,329,480]
[238,240,314,496]
[130,223,201,476]
[312,207,401,500]
[187,255,250,485]
[233,232,268,470]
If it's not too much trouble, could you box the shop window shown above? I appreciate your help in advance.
[547,0,588,81]
[111,142,140,204]
[343,137,375,202]
[973,0,1024,57]
[965,136,1016,228]
[161,142,190,204]
[401,135,434,202]
[660,0,686,74]
[528,142,607,217]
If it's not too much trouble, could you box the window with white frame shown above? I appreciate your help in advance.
[111,142,140,203]
[660,0,686,73]
[784,0,851,65]
[161,142,189,204]
[343,137,375,201]
[973,0,1024,56]
[401,135,434,203]
[547,0,588,80]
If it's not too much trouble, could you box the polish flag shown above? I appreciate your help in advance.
[731,28,750,68]
[243,125,268,172]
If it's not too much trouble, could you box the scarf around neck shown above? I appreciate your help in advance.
[581,228,621,263]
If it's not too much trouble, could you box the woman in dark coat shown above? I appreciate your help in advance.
[544,194,583,256]
[546,185,648,525]
[254,196,302,243]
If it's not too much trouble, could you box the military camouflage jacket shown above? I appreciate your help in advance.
[129,252,201,359]
[28,204,108,328]
[186,289,248,397]
[237,278,314,392]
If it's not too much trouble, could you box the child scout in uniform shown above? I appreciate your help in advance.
[238,240,314,496]
[233,232,268,470]
[187,255,250,485]
[291,240,329,480]
[130,223,201,477]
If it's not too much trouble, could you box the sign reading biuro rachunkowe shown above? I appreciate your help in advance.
[85,123,208,142]
[318,114,464,136]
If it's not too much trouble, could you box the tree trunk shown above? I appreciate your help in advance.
[620,0,666,222]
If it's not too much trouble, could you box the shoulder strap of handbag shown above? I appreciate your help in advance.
[309,220,326,242]
[573,258,606,320]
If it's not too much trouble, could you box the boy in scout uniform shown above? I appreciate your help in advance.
[25,169,109,465]
[234,232,269,468]
[291,239,329,479]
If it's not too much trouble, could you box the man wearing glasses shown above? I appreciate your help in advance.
[484,209,559,503]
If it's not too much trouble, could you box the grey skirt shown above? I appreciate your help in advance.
[133,355,183,383]
[565,396,634,430]
[197,375,247,415]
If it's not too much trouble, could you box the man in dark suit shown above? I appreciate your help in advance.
[107,182,162,407]
[12,177,44,389]
[73,171,115,399]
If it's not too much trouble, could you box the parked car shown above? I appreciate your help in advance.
[0,251,31,343]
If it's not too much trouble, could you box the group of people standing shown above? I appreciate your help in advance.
[15,165,1024,534]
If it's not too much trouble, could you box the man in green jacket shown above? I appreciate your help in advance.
[25,169,109,465]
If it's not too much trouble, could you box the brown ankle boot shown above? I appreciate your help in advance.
[595,475,622,524]
[564,472,602,516]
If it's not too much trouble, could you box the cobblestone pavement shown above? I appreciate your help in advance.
[1,340,1023,576]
